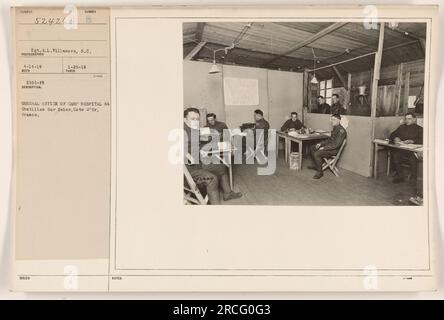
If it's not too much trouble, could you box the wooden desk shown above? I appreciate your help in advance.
[373,139,423,179]
[277,131,330,170]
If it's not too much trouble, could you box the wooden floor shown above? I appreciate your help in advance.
[223,155,417,206]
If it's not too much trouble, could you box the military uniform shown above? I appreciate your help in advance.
[310,124,347,173]
[317,102,331,114]
[281,118,303,132]
[281,118,304,152]
[389,123,423,181]
[331,102,347,115]
[254,118,270,155]
[207,120,229,141]
[254,118,270,131]
[389,123,423,144]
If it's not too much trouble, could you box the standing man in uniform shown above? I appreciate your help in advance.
[389,112,423,184]
[331,94,347,115]
[308,114,347,179]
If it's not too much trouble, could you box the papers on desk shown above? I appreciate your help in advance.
[314,129,329,134]
[374,139,423,151]
[200,142,232,156]
[230,128,247,137]
[401,144,423,151]
[287,131,325,138]
[200,127,211,135]
[374,138,390,144]
[217,141,231,152]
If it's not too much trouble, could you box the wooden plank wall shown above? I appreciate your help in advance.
[314,59,425,115]
[183,60,303,129]
[305,113,373,177]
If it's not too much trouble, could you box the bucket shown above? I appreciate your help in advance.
[289,152,301,170]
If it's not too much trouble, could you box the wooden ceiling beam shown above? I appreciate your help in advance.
[370,23,385,119]
[183,36,197,45]
[184,41,207,60]
[385,25,425,42]
[195,22,205,42]
[199,41,315,67]
[262,22,347,66]
[332,66,347,88]
[307,39,419,72]
[183,23,207,60]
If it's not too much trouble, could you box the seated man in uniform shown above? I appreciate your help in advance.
[206,113,229,141]
[389,112,423,184]
[317,95,331,114]
[254,109,270,131]
[308,114,347,179]
[281,112,304,132]
[184,107,242,204]
[281,111,304,152]
[331,94,347,115]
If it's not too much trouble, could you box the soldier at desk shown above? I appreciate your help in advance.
[308,114,347,179]
[389,112,423,184]
[206,113,229,141]
[281,112,304,132]
[281,112,304,151]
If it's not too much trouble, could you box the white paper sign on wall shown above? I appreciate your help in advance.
[223,77,259,106]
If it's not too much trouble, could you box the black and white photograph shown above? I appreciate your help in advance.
[4,3,440,295]
[183,21,426,206]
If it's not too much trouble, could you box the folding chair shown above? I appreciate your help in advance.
[183,165,208,205]
[322,139,347,177]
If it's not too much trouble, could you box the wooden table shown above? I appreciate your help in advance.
[277,131,330,170]
[201,146,234,190]
[373,139,423,179]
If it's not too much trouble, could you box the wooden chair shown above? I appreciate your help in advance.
[183,165,208,205]
[322,139,347,177]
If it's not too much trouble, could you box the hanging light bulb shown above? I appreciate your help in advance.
[310,49,318,84]
[209,49,222,74]
[310,74,319,84]
[209,61,221,74]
